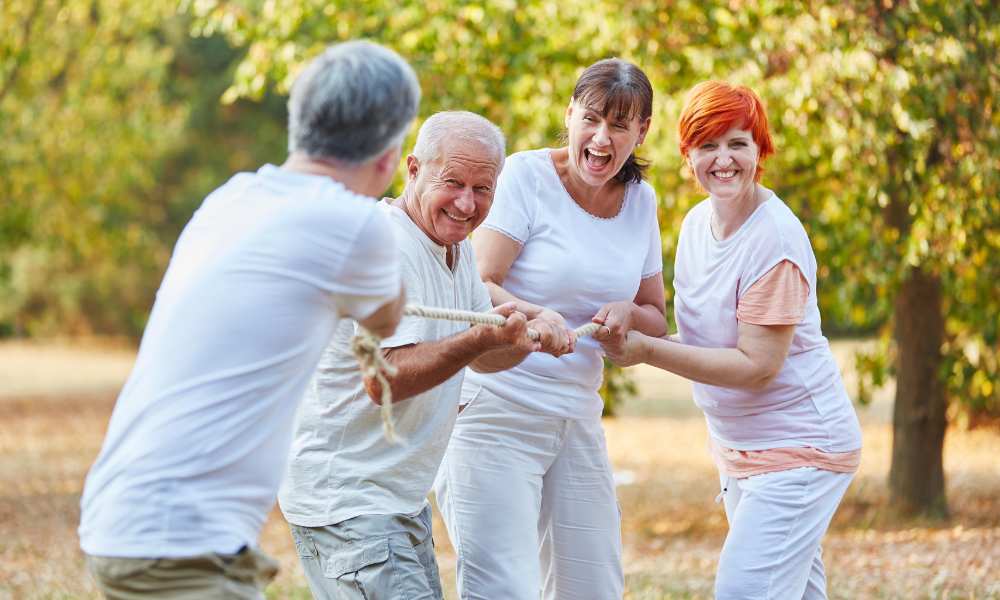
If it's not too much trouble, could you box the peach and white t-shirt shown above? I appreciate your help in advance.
[673,194,862,475]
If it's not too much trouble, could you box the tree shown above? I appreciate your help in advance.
[0,0,186,335]
[0,1,289,337]
[190,0,997,515]
[745,0,999,516]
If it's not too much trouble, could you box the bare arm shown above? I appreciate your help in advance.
[357,286,406,339]
[603,321,795,391]
[363,304,537,403]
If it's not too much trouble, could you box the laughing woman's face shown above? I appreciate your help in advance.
[564,100,649,188]
[688,126,761,204]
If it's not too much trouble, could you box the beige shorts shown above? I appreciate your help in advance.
[86,546,278,600]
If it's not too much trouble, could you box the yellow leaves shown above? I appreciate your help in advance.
[458,4,485,24]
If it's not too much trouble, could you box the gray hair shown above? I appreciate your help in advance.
[288,40,420,164]
[412,111,506,167]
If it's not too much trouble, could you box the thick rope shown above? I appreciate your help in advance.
[350,327,400,443]
[350,304,603,442]
[403,304,602,340]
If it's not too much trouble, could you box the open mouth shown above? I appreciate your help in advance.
[584,148,613,170]
[711,169,738,180]
[443,209,473,223]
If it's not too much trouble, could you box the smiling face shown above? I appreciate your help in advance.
[564,100,649,188]
[688,126,760,204]
[406,139,500,246]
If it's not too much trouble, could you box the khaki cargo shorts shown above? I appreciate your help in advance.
[86,545,279,599]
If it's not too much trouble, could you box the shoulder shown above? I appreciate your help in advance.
[628,179,658,208]
[755,195,810,247]
[680,198,712,230]
[501,148,551,179]
[378,203,429,264]
[264,183,385,259]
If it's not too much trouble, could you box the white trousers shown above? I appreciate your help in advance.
[433,384,623,600]
[716,466,854,600]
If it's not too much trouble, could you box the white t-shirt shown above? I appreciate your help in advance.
[465,149,663,419]
[78,165,400,558]
[673,195,862,452]
[278,202,492,527]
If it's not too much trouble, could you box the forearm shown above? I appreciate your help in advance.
[483,281,545,318]
[635,334,776,391]
[630,303,668,338]
[366,327,492,402]
[470,345,530,373]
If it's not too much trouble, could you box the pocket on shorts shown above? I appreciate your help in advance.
[457,383,484,415]
[86,554,159,582]
[289,524,320,559]
[323,537,390,579]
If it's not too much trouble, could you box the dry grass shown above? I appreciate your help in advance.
[0,340,997,599]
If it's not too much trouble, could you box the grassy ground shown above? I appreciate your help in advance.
[0,339,997,599]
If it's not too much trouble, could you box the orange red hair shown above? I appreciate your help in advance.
[677,81,775,182]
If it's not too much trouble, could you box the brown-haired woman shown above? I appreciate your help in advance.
[433,58,667,599]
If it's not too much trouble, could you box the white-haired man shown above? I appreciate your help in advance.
[278,111,547,600]
[79,41,421,599]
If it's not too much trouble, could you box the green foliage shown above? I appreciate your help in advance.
[0,1,288,337]
[1,0,995,420]
[600,359,638,417]
[1,0,187,335]
[187,0,998,417]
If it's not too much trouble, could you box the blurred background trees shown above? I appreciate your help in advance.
[2,0,997,516]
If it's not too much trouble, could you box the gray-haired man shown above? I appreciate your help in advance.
[79,41,419,599]
[278,111,540,600]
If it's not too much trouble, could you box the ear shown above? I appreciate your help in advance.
[405,154,420,181]
[636,117,651,146]
[374,144,401,177]
[564,102,574,129]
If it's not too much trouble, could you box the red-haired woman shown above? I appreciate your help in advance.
[598,81,862,599]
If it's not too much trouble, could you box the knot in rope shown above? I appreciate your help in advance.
[350,327,400,443]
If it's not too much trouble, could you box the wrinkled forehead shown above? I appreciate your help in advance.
[427,143,501,182]
[575,85,646,122]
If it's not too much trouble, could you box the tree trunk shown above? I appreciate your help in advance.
[889,266,948,517]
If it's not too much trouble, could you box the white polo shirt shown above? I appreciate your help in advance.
[278,202,492,527]
[79,165,400,558]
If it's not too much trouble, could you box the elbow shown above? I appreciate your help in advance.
[746,366,781,392]
[363,376,411,405]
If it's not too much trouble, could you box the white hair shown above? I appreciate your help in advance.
[288,40,420,164]
[412,111,505,167]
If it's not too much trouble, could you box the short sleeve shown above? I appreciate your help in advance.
[330,210,401,321]
[480,155,535,245]
[639,185,663,279]
[736,260,809,325]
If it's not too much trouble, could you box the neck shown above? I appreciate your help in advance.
[710,184,768,240]
[552,147,624,217]
[281,152,376,197]
[395,188,456,269]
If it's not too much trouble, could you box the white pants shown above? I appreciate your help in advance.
[433,384,623,600]
[716,467,854,600]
